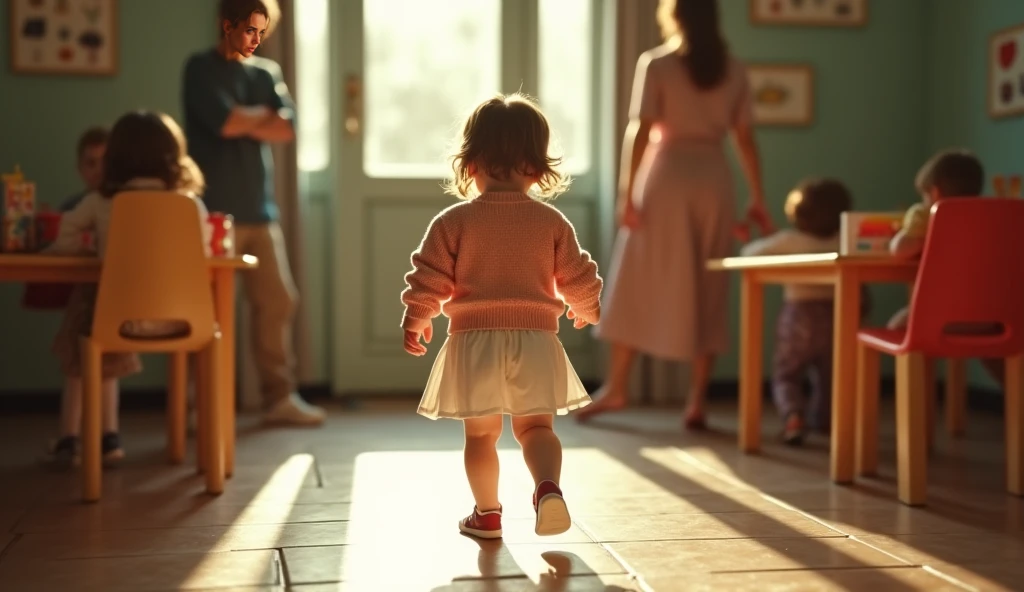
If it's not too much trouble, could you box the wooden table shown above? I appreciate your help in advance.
[0,253,258,476]
[708,253,918,484]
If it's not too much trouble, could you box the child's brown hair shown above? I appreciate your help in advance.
[915,149,984,198]
[100,111,205,199]
[76,126,109,160]
[784,178,852,239]
[445,93,569,200]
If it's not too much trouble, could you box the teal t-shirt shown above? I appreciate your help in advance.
[182,50,296,224]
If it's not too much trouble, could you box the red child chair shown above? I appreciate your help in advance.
[855,198,1024,506]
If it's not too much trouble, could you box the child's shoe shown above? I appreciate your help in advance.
[458,506,503,539]
[42,436,80,468]
[533,480,571,536]
[782,413,805,446]
[102,432,125,466]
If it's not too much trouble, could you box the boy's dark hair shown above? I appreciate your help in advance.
[785,178,853,239]
[915,149,985,197]
[218,0,280,36]
[101,111,204,199]
[76,126,109,160]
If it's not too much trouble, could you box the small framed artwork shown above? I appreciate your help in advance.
[8,0,118,76]
[748,64,815,127]
[989,23,1024,119]
[750,0,867,28]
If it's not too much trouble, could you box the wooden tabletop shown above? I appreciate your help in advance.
[0,253,258,270]
[707,253,918,272]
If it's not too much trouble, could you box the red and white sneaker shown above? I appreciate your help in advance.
[533,480,571,536]
[458,506,503,539]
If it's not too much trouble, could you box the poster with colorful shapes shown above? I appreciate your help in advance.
[9,0,118,76]
[989,23,1024,119]
[750,0,867,27]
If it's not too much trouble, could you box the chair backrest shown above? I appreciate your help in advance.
[92,191,215,352]
[905,198,1024,357]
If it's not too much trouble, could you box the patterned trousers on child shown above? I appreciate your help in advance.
[773,300,834,431]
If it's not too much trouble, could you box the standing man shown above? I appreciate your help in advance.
[183,0,324,426]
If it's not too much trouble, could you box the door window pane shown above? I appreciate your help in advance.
[538,0,593,175]
[295,0,330,172]
[363,0,501,178]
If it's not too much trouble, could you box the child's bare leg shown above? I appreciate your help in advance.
[511,414,561,486]
[463,416,503,511]
[684,354,715,426]
[102,379,119,433]
[59,378,83,436]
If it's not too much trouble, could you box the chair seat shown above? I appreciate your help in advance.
[857,327,907,355]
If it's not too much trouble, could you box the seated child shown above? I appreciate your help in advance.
[61,126,108,212]
[741,178,853,445]
[42,110,211,467]
[887,149,1004,385]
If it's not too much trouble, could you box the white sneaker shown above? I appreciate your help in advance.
[262,393,326,427]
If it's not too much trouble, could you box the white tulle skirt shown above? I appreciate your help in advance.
[417,330,592,420]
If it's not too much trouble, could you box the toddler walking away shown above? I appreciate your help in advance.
[887,148,1004,385]
[42,110,212,468]
[741,179,852,445]
[61,126,109,212]
[400,94,603,539]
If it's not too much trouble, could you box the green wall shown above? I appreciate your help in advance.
[1,0,1018,393]
[0,1,216,391]
[926,0,1024,387]
[714,0,928,380]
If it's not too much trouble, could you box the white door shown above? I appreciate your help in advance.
[327,0,608,393]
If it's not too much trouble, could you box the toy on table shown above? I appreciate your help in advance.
[839,211,903,256]
[2,165,37,252]
[208,212,235,257]
[993,174,1021,198]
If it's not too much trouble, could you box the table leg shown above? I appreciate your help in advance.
[213,268,237,479]
[739,273,764,453]
[1006,354,1024,496]
[832,269,862,484]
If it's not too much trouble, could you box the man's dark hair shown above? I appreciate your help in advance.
[785,178,853,239]
[76,126,109,160]
[915,149,985,198]
[218,0,280,36]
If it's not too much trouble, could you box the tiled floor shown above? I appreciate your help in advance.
[1,399,1023,591]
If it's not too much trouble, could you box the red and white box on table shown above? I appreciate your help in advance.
[2,165,36,253]
[839,211,904,256]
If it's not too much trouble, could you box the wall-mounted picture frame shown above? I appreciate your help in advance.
[9,0,118,76]
[750,0,867,28]
[988,22,1024,120]
[748,64,815,127]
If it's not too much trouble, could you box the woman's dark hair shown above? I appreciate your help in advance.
[784,178,853,239]
[657,0,728,90]
[100,111,204,198]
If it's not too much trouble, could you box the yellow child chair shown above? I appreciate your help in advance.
[81,191,224,502]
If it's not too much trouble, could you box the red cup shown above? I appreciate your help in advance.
[35,208,61,250]
[208,212,235,257]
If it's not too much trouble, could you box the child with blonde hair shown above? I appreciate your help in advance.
[400,93,603,539]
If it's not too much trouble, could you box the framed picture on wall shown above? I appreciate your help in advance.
[748,64,815,126]
[750,0,868,28]
[8,0,118,76]
[989,23,1024,119]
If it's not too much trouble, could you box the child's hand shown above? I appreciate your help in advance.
[404,324,433,356]
[566,309,596,329]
